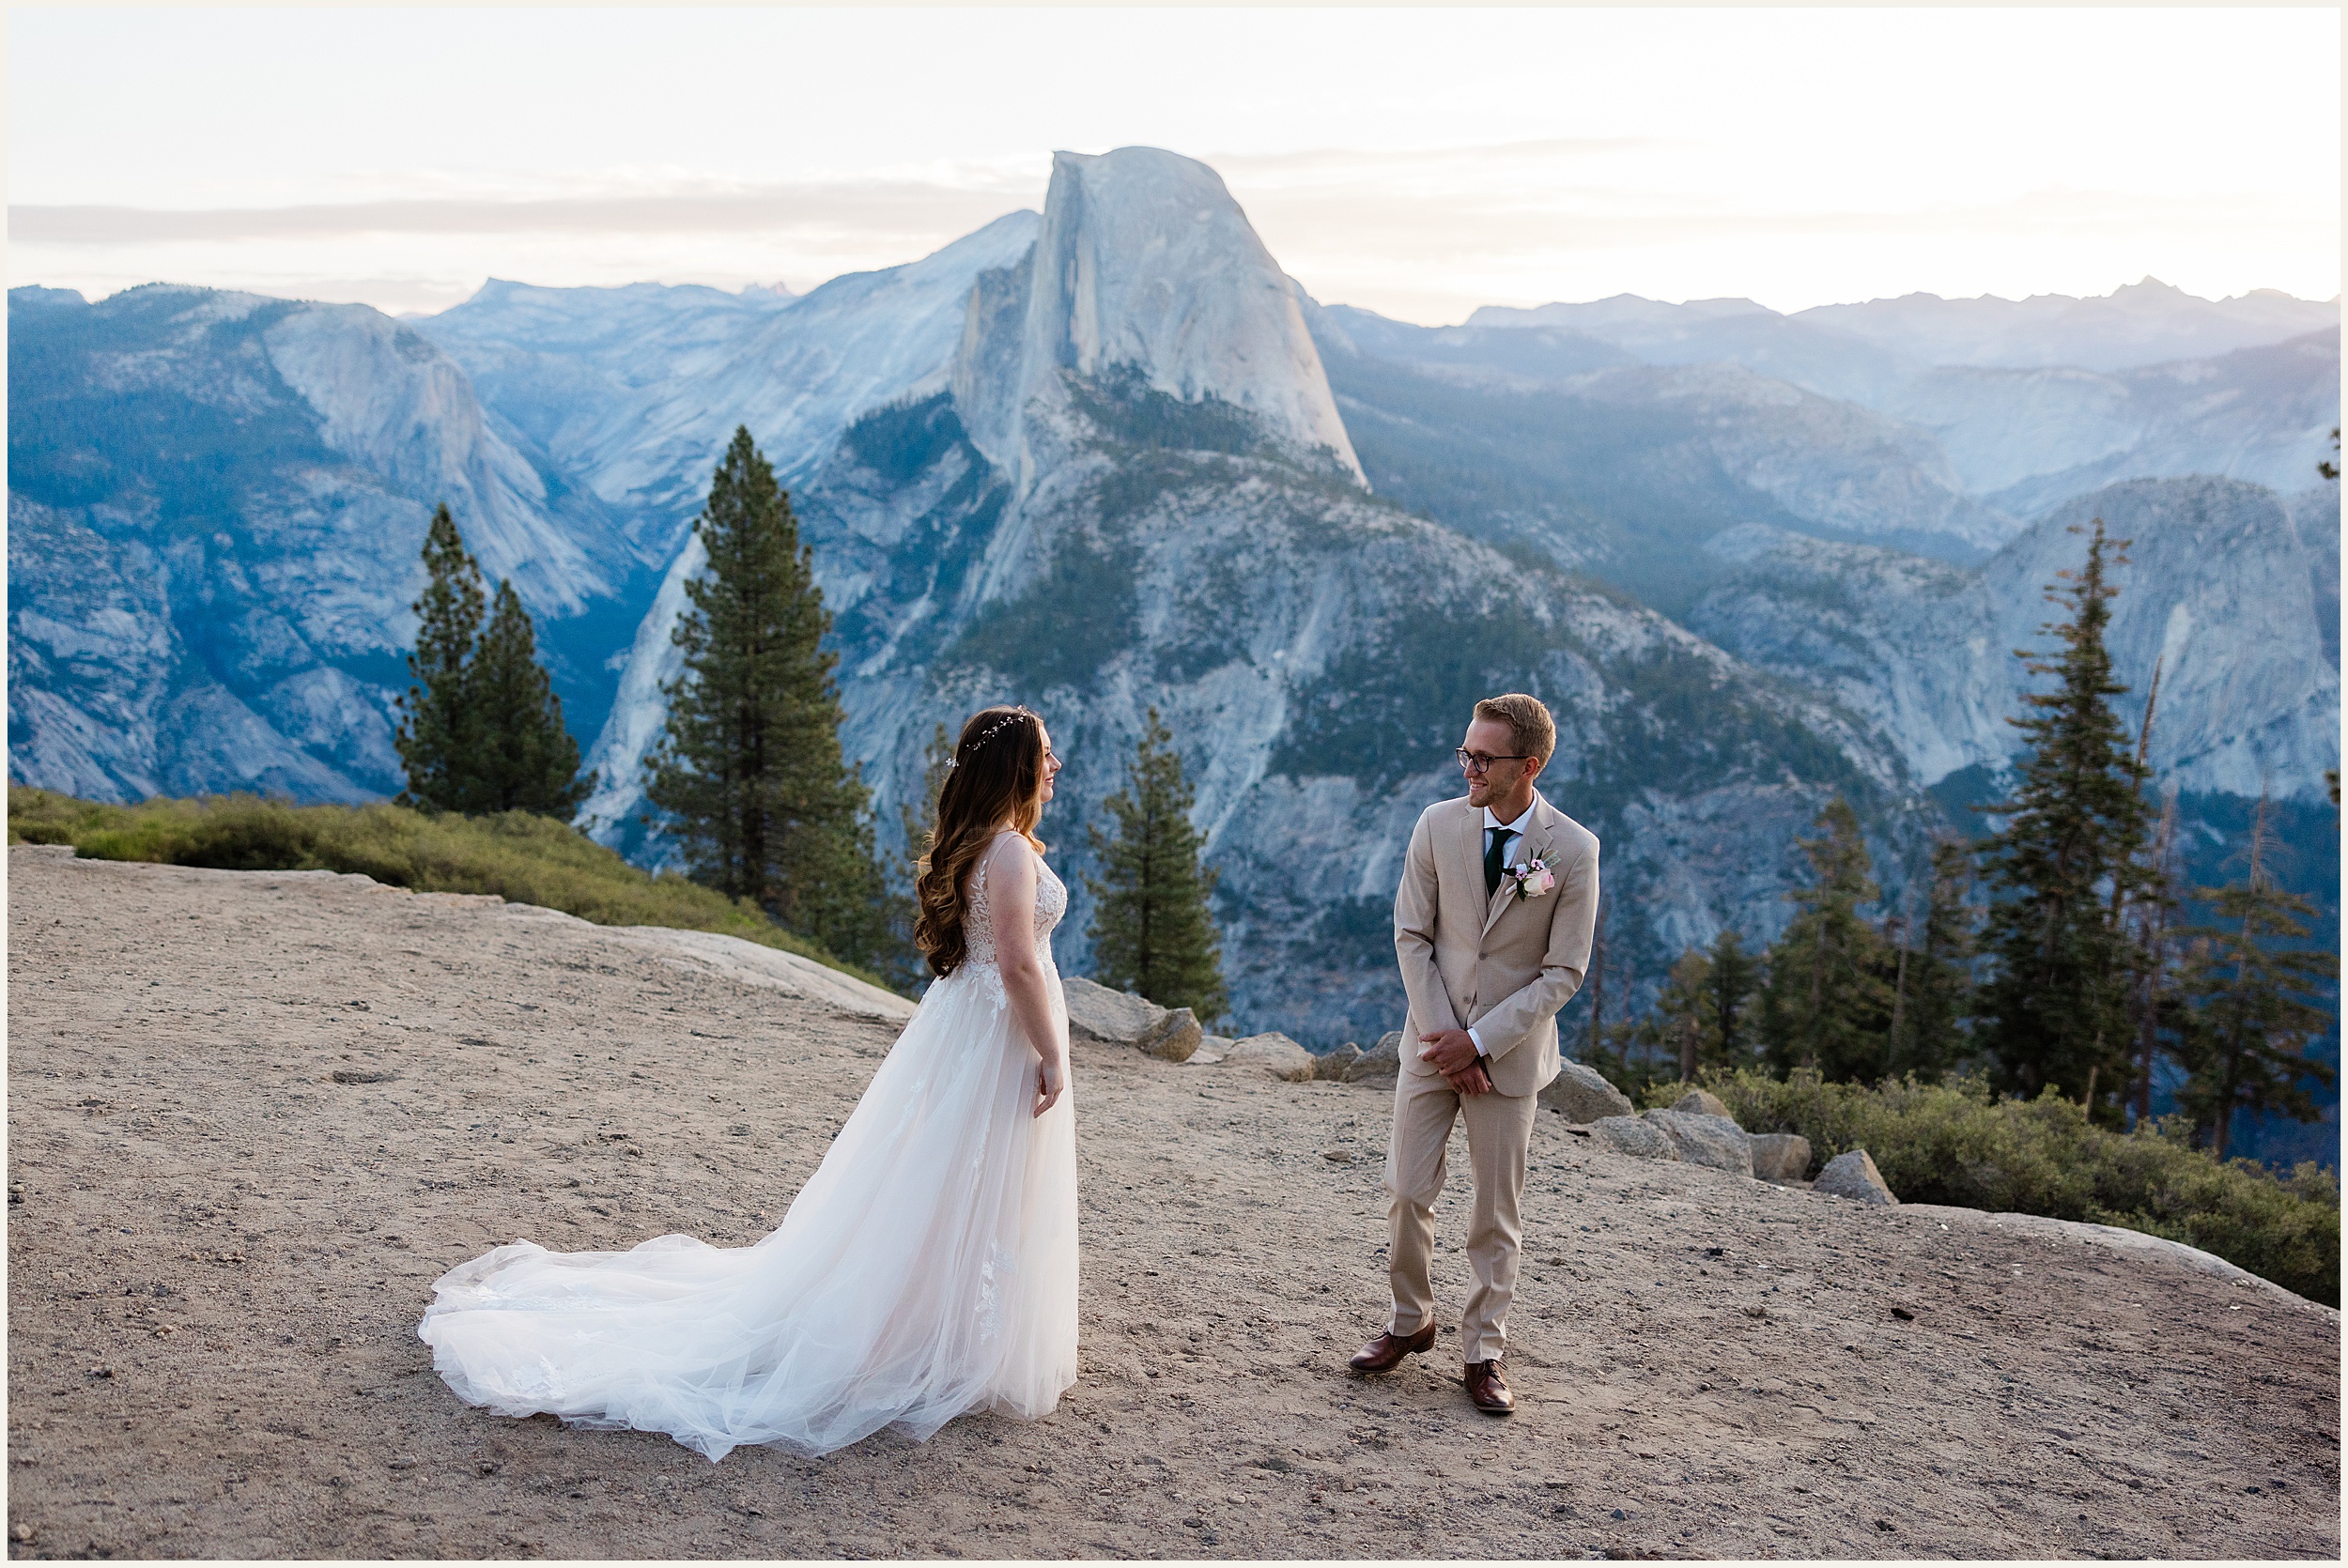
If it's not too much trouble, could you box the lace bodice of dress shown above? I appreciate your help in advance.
[964,834,1065,969]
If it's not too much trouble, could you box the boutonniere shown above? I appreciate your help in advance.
[1505,856,1556,900]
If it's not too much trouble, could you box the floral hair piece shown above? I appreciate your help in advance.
[946,707,1034,768]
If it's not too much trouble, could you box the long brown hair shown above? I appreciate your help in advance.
[913,705,1049,977]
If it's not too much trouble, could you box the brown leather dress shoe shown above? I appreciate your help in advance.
[1348,1324,1437,1373]
[1464,1359,1514,1414]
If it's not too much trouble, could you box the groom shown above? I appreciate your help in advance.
[1349,693,1600,1414]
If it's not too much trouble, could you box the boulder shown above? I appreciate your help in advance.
[1540,1060,1635,1121]
[1641,1110,1754,1176]
[1314,1042,1364,1081]
[1062,976,1163,1046]
[1227,1032,1317,1083]
[1815,1148,1898,1206]
[1748,1132,1813,1185]
[1673,1088,1733,1120]
[1345,1031,1404,1084]
[1190,1035,1235,1065]
[1136,1007,1203,1063]
[1591,1115,1677,1161]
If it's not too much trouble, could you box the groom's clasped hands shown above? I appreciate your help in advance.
[1417,1027,1494,1096]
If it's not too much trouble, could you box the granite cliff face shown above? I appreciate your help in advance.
[791,392,1906,1043]
[7,284,629,801]
[1689,477,2341,801]
[952,148,1362,489]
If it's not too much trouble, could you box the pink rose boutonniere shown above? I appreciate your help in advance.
[1506,856,1556,900]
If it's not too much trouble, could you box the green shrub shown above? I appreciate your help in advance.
[1637,1066,2340,1306]
[8,787,899,993]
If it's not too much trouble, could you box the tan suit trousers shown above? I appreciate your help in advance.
[1384,1065,1539,1365]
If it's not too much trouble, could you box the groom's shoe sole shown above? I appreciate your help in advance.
[1348,1325,1438,1374]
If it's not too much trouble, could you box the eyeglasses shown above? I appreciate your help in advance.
[1455,749,1531,774]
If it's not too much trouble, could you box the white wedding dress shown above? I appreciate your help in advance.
[417,833,1079,1461]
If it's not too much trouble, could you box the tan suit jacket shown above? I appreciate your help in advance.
[1392,791,1601,1099]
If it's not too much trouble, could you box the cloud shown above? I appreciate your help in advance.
[9,179,1043,248]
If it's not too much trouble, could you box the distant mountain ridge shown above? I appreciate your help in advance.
[1473,277,2340,376]
[8,150,2339,1067]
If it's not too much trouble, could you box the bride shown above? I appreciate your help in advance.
[417,705,1078,1461]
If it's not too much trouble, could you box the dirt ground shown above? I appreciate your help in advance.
[7,844,2340,1560]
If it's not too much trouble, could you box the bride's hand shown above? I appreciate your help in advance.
[1033,1054,1066,1118]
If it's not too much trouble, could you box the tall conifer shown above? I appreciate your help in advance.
[1707,929,1761,1068]
[1650,947,1714,1081]
[1086,707,1228,1022]
[1889,838,1978,1080]
[395,504,487,811]
[1974,519,2152,1115]
[469,578,594,817]
[897,721,955,884]
[646,426,891,967]
[2171,794,2339,1157]
[1758,796,1895,1081]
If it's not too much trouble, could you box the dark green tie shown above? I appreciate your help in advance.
[1483,827,1515,899]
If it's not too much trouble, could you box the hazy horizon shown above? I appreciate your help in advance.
[9,8,2339,323]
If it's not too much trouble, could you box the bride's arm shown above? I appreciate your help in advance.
[984,837,1067,1117]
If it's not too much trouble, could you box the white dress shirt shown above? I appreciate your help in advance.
[1466,799,1538,1057]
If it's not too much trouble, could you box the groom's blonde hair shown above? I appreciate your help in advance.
[1473,693,1556,767]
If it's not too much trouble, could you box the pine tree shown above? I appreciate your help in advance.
[1086,707,1228,1022]
[1889,838,1978,1081]
[1758,796,1896,1081]
[1652,946,1714,1082]
[466,578,594,817]
[395,504,488,812]
[2129,790,2186,1125]
[1707,928,1761,1069]
[896,721,954,886]
[645,426,891,968]
[1975,518,2153,1115]
[2171,793,2340,1157]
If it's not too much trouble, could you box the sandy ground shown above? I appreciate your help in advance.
[7,843,2340,1560]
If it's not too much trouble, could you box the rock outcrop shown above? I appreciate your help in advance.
[1226,1033,1317,1084]
[1815,1148,1898,1206]
[1062,976,1162,1046]
[1640,1110,1755,1176]
[1592,1115,1677,1161]
[1347,1033,1403,1084]
[1136,1008,1203,1063]
[1314,1043,1364,1081]
[1540,1061,1636,1121]
[1748,1132,1814,1185]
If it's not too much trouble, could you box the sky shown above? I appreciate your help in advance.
[8,7,2340,323]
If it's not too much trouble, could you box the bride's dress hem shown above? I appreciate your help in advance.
[415,839,1079,1463]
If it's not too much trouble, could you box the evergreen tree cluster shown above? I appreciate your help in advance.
[1601,518,2335,1158]
[396,504,593,819]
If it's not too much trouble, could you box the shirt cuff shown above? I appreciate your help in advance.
[1468,1026,1489,1055]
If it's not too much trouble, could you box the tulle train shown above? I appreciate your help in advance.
[416,963,1078,1460]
